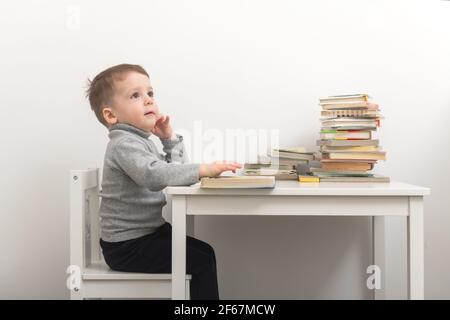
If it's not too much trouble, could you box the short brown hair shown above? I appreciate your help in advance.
[85,64,149,127]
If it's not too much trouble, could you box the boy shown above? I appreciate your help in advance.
[86,64,241,300]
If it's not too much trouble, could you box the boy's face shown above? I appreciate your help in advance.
[103,71,160,132]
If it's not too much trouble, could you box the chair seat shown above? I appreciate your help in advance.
[83,262,192,281]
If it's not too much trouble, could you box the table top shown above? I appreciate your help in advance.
[166,180,430,196]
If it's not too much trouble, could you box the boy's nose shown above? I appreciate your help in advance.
[144,97,153,105]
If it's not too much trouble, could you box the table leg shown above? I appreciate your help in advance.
[407,196,424,300]
[172,195,187,300]
[374,215,410,300]
[373,216,386,299]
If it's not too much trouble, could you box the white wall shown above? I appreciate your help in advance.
[1,0,449,299]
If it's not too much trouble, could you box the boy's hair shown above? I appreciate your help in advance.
[85,64,149,127]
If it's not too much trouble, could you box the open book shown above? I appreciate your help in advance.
[200,176,276,189]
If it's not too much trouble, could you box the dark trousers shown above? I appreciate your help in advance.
[100,222,219,300]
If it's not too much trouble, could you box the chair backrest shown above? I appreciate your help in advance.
[70,168,102,271]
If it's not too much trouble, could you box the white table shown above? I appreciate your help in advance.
[166,180,430,300]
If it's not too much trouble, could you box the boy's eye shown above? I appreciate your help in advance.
[131,92,139,99]
[147,91,153,97]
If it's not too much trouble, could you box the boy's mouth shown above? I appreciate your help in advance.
[144,111,155,116]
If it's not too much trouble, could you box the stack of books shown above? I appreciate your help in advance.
[270,147,315,167]
[241,147,314,180]
[242,163,298,180]
[301,94,389,183]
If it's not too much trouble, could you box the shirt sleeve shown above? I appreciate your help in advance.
[112,137,200,191]
[159,133,189,164]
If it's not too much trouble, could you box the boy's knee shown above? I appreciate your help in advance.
[204,244,217,266]
[204,242,215,256]
[194,238,215,257]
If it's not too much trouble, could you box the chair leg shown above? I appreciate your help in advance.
[185,280,190,300]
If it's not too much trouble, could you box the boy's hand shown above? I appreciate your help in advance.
[199,161,242,178]
[151,114,173,139]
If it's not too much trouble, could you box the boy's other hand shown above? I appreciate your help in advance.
[199,161,242,178]
[151,114,173,139]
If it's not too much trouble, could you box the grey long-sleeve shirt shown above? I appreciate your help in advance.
[99,123,200,242]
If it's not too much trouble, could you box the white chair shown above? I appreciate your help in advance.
[69,168,191,300]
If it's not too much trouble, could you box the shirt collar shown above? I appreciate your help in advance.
[109,123,152,139]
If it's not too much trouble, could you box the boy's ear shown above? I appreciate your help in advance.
[102,106,118,125]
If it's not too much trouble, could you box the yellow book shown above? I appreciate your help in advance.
[298,175,320,183]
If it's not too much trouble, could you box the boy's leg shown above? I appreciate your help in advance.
[186,236,219,300]
[100,222,219,300]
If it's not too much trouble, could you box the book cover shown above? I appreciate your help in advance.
[318,175,390,183]
[319,94,370,104]
[298,175,320,183]
[320,162,374,171]
[322,151,386,161]
[320,130,372,140]
[200,176,276,189]
[316,139,379,147]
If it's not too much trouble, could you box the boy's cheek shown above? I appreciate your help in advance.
[155,113,164,122]
[155,105,161,116]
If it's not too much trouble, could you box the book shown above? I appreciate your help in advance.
[318,175,390,183]
[254,155,309,167]
[320,145,380,152]
[274,158,309,166]
[319,100,380,111]
[320,159,377,163]
[317,139,379,147]
[320,102,371,110]
[320,118,378,127]
[243,166,298,180]
[322,151,386,161]
[320,117,381,131]
[311,167,373,173]
[245,171,298,180]
[320,130,372,140]
[298,175,320,183]
[312,171,374,177]
[271,148,315,161]
[321,126,377,131]
[200,176,276,189]
[321,109,380,118]
[319,94,370,104]
[244,168,296,176]
[244,163,295,170]
[274,147,307,153]
[271,150,315,161]
[320,162,374,171]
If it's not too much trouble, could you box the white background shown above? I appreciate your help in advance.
[0,0,449,299]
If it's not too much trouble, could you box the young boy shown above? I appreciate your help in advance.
[86,64,241,300]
